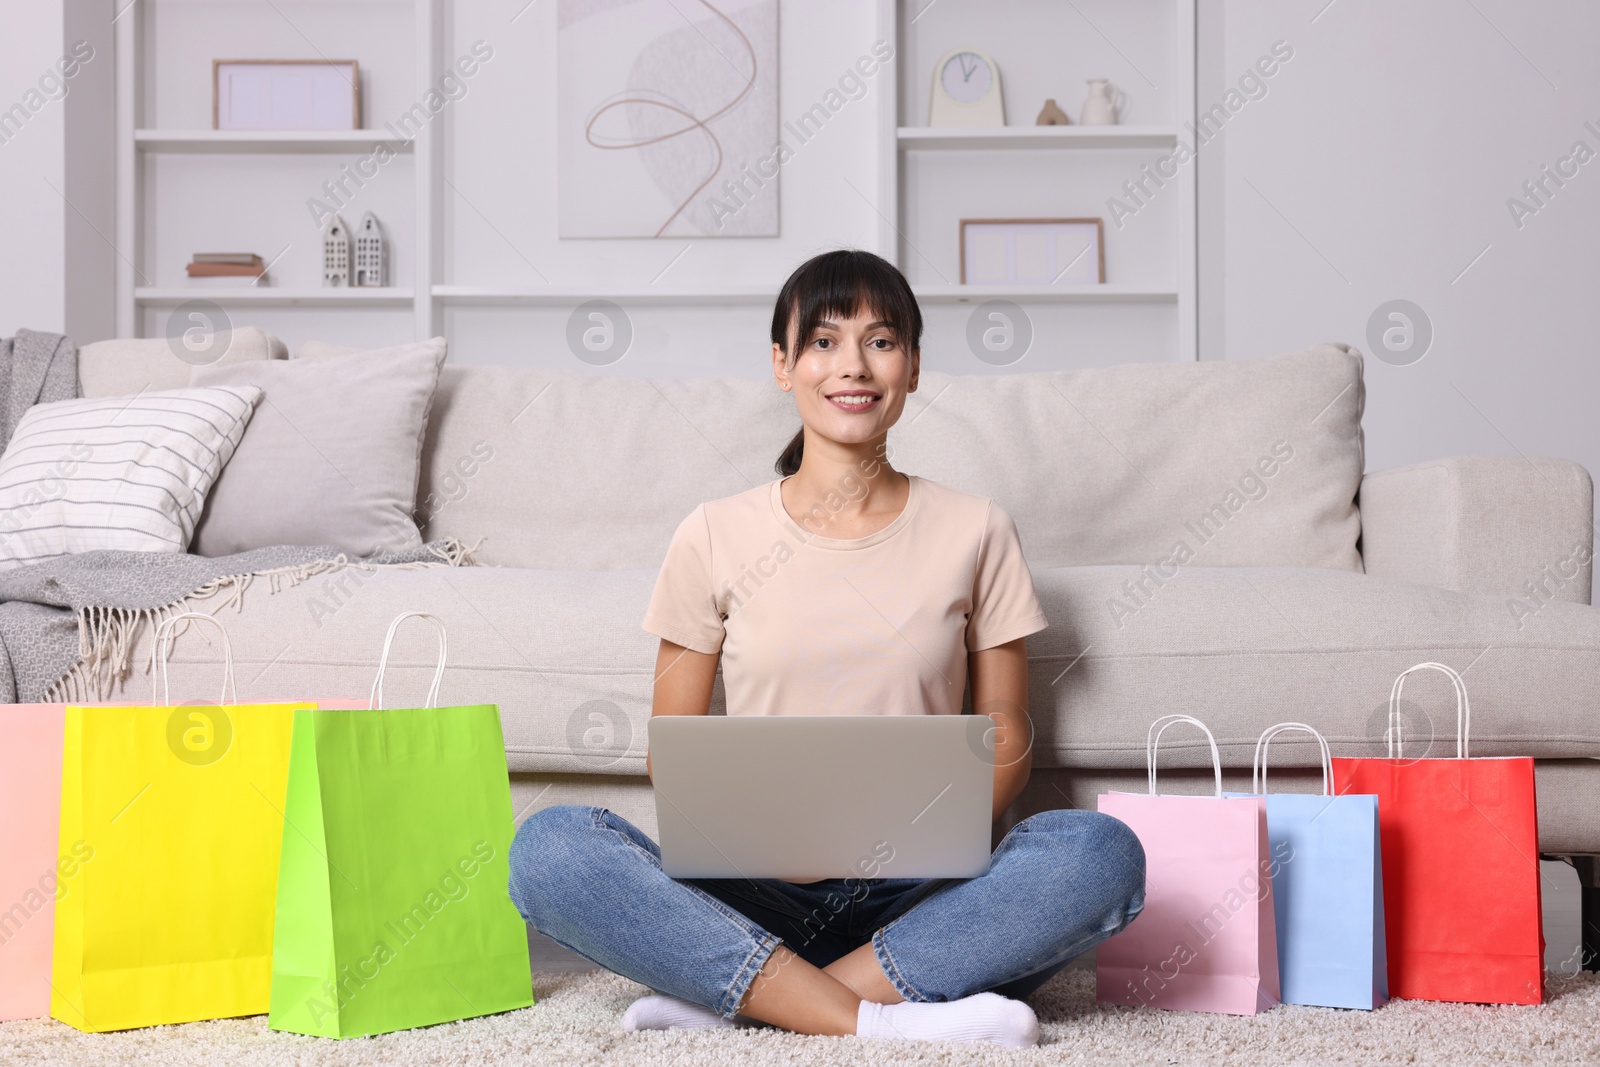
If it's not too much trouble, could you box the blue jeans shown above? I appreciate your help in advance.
[507,805,1146,1019]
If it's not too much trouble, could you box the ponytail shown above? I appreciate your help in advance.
[775,428,804,477]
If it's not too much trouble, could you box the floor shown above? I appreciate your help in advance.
[5,952,1596,1066]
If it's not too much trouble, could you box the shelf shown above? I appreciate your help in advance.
[134,129,415,154]
[897,126,1179,151]
[432,285,1176,306]
[433,285,779,306]
[135,287,414,307]
[914,285,1178,305]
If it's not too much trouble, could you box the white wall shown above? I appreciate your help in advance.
[0,2,68,335]
[435,0,886,372]
[0,0,114,342]
[1200,0,1599,598]
[64,0,116,344]
[443,0,882,295]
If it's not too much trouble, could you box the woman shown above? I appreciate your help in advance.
[508,249,1146,1049]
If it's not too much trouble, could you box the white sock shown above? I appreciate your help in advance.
[855,991,1040,1048]
[620,993,758,1032]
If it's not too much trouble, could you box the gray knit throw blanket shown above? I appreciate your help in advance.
[0,328,79,445]
[0,539,477,703]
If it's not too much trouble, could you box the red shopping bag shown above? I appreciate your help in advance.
[1331,662,1543,1005]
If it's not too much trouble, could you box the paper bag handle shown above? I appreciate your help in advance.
[1388,661,1470,759]
[370,611,447,710]
[150,611,237,706]
[1253,722,1332,796]
[1146,714,1223,797]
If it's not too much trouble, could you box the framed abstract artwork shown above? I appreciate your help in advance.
[557,0,779,238]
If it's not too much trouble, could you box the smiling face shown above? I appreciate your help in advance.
[772,298,919,450]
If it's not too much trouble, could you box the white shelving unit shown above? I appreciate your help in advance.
[115,0,437,339]
[881,0,1198,359]
[116,0,1195,363]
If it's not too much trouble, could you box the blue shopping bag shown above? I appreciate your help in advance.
[1225,722,1388,1010]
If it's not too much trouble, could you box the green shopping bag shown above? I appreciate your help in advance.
[267,612,533,1038]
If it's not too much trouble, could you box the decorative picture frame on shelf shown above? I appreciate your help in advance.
[213,59,361,130]
[959,217,1105,285]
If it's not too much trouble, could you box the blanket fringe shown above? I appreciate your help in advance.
[43,538,478,702]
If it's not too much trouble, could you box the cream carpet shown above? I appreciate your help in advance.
[4,968,1597,1066]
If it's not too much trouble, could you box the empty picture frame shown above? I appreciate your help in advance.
[959,218,1105,285]
[213,60,361,130]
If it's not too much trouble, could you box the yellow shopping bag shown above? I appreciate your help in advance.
[51,613,304,1032]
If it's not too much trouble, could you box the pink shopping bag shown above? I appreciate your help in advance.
[0,704,77,1021]
[1096,714,1283,1015]
[0,699,139,1022]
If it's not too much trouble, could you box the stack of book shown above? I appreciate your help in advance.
[186,253,267,286]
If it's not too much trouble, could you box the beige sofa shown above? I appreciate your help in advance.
[74,336,1600,871]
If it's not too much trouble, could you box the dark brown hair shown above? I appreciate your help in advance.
[770,249,922,477]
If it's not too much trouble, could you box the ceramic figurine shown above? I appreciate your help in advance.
[1035,98,1071,125]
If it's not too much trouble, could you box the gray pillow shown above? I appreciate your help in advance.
[188,338,447,557]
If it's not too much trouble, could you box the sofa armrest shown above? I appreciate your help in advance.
[77,326,287,398]
[1358,456,1593,606]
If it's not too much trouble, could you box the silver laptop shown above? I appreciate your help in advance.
[649,715,995,880]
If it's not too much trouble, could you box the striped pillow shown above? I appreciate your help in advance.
[0,385,262,569]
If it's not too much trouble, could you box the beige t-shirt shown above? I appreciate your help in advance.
[642,474,1049,715]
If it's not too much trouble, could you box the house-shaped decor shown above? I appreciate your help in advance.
[355,212,385,287]
[322,216,351,287]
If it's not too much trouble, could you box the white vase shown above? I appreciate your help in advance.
[1080,79,1123,125]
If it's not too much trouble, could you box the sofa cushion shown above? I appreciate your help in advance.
[293,340,364,360]
[890,343,1365,572]
[78,326,286,397]
[188,338,447,557]
[132,561,1600,777]
[417,366,797,568]
[412,344,1364,572]
[1360,455,1594,604]
[0,385,261,567]
[1029,563,1600,770]
[124,565,662,770]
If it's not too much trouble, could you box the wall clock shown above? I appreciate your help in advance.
[929,49,1004,126]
